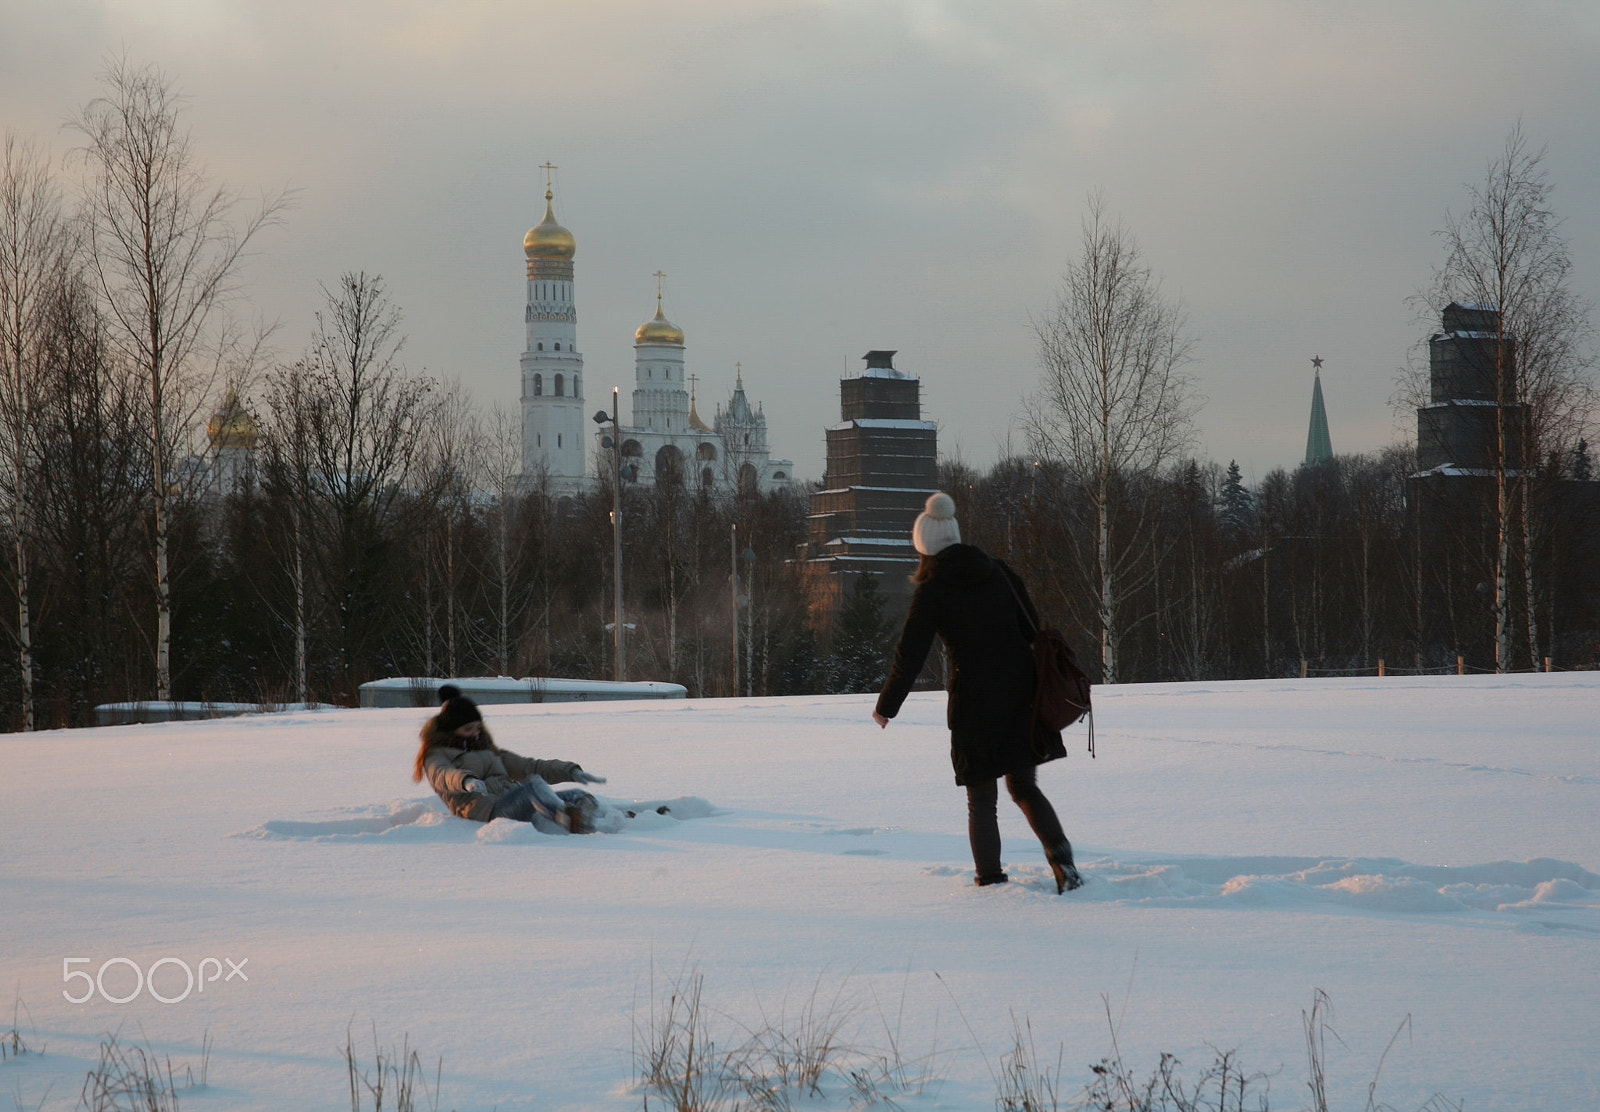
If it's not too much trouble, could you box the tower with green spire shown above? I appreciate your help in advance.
[1304,355,1333,466]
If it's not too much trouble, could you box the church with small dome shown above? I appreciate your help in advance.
[186,384,259,498]
[519,174,792,494]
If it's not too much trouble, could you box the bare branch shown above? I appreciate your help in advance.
[66,54,289,700]
[1025,194,1201,680]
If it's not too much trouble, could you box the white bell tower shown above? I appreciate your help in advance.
[520,164,586,487]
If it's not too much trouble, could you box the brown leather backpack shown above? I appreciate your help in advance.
[1003,570,1095,756]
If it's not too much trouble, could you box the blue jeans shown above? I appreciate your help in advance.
[491,777,592,832]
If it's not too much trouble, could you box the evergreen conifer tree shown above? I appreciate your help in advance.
[776,627,818,695]
[1220,459,1253,539]
[828,573,893,694]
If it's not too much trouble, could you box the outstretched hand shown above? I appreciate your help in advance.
[872,712,888,729]
[571,768,607,785]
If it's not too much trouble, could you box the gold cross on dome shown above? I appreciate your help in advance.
[540,162,557,190]
[653,270,667,300]
[688,373,699,401]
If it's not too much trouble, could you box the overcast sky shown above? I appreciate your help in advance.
[5,0,1598,484]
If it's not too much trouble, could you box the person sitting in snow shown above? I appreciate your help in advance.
[412,685,607,833]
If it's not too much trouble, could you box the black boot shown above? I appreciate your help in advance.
[1047,840,1083,894]
[974,871,1009,887]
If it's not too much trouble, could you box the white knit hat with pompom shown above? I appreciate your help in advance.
[912,491,961,555]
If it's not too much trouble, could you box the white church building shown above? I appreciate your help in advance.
[518,180,792,494]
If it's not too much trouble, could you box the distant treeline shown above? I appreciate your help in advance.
[5,417,1598,731]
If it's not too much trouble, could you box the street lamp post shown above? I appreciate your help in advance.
[730,522,739,696]
[593,388,625,682]
[729,526,757,697]
[741,543,755,696]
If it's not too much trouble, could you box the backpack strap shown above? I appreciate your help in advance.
[998,563,1039,637]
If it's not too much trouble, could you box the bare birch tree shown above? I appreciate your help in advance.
[1429,125,1596,670]
[414,377,479,678]
[261,273,432,697]
[1026,195,1198,682]
[70,57,285,701]
[480,403,533,676]
[0,133,70,729]
[259,360,318,703]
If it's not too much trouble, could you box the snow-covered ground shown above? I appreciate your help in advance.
[1,673,1596,1111]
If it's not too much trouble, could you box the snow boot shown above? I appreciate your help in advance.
[1047,840,1083,893]
[559,790,599,834]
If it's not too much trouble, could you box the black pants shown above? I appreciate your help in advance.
[965,766,1065,879]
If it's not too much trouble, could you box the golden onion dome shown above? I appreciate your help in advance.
[207,386,259,450]
[688,396,712,432]
[635,299,685,346]
[524,189,576,260]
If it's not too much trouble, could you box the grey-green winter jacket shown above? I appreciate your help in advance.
[420,724,581,822]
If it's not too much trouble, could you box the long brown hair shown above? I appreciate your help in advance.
[911,552,938,583]
[411,716,495,782]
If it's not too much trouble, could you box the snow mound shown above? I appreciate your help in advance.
[235,795,720,842]
[238,798,454,841]
[1019,853,1600,927]
[591,795,721,832]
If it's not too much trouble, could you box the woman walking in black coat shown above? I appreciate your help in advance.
[873,492,1083,892]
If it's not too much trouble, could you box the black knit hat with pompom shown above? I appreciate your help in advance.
[435,684,482,733]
